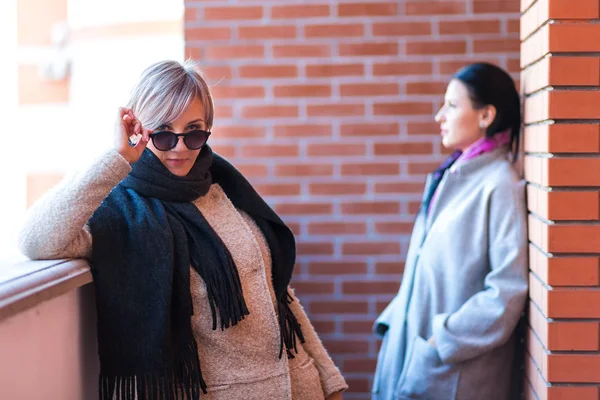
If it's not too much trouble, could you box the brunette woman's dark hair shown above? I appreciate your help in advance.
[454,62,521,161]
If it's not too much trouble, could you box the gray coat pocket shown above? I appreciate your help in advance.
[394,336,460,400]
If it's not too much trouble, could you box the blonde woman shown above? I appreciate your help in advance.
[19,60,347,400]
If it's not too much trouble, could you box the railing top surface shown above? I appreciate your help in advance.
[0,258,92,321]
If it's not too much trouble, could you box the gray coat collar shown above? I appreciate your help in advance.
[450,146,511,177]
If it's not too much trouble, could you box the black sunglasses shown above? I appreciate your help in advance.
[149,129,211,151]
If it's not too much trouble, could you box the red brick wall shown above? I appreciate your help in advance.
[184,1,520,397]
[522,0,600,399]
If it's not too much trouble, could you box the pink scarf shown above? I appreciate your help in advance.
[449,129,511,173]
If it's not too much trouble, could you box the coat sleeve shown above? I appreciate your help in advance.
[431,179,529,364]
[18,149,131,260]
[287,287,349,397]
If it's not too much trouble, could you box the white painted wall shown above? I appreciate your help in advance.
[0,0,26,264]
[4,0,184,263]
[22,0,184,171]
[67,35,185,165]
[68,0,183,29]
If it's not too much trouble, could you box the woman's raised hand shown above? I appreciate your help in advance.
[114,107,152,164]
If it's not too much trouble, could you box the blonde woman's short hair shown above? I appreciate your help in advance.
[127,60,214,131]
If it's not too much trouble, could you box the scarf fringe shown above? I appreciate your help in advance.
[277,290,306,359]
[99,342,207,400]
[198,247,250,331]
[186,216,250,332]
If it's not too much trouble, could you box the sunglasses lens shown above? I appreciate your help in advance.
[184,130,209,150]
[152,132,177,151]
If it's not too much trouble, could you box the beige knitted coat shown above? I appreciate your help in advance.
[18,149,348,400]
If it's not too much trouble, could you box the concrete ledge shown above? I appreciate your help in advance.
[0,259,92,321]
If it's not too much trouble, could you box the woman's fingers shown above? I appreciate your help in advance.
[133,128,149,156]
[142,128,152,142]
[122,110,148,138]
[117,107,151,150]
[133,134,148,152]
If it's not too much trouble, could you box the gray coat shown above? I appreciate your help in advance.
[372,148,528,400]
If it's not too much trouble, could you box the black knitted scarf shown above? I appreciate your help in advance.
[88,146,304,399]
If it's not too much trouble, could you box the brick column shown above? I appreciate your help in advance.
[522,0,600,398]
